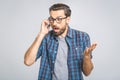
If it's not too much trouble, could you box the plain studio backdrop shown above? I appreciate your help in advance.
[0,0,120,80]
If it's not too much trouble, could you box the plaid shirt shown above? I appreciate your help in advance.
[36,27,91,80]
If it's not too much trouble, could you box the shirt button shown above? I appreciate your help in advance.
[55,51,57,53]
[52,61,55,63]
[76,47,78,50]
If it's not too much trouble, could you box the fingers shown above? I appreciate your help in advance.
[90,42,97,51]
[42,20,49,27]
[84,42,97,55]
[40,19,50,35]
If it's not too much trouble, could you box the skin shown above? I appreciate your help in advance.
[83,43,97,76]
[49,10,70,37]
[24,9,97,76]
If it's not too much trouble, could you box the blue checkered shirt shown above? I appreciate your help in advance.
[36,27,91,80]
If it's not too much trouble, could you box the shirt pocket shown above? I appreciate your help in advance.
[72,46,84,61]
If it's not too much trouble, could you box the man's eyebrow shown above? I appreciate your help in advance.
[50,16,63,19]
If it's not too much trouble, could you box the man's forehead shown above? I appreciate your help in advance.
[50,10,65,18]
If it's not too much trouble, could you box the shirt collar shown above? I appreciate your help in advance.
[66,27,73,39]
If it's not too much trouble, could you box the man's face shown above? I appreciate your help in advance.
[49,10,70,36]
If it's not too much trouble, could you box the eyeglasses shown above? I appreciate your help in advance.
[48,16,67,24]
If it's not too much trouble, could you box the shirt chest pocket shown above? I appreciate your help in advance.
[72,46,84,61]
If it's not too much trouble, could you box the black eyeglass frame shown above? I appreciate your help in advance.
[48,16,67,24]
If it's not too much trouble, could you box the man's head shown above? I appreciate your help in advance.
[48,3,71,36]
[49,3,71,17]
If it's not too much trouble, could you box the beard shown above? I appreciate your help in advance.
[53,25,67,36]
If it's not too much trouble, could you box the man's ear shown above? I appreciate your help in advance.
[66,17,71,24]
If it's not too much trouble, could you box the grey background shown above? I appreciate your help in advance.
[0,0,120,80]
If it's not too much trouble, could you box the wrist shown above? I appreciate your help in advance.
[38,32,46,36]
[37,32,46,39]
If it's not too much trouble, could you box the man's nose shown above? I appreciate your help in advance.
[52,20,57,26]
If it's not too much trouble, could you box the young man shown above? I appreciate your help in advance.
[24,3,97,80]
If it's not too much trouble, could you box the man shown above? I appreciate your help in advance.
[24,3,97,80]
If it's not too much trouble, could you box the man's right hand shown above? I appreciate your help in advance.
[40,20,50,35]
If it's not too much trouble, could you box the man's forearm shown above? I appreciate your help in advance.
[24,32,45,66]
[82,55,94,76]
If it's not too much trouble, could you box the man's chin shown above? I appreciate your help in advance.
[53,32,59,36]
[53,29,65,36]
[53,31,62,36]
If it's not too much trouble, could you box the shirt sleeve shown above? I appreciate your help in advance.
[35,37,46,61]
[83,32,92,58]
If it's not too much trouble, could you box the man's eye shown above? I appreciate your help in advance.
[49,18,54,21]
[57,18,62,21]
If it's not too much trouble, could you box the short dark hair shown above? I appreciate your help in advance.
[49,3,71,17]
